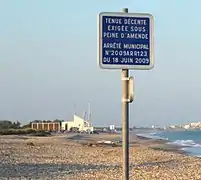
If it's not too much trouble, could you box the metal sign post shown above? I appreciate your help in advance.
[121,9,129,180]
[98,8,154,180]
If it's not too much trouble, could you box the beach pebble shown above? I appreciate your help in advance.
[0,134,201,179]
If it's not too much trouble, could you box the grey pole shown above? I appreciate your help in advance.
[122,7,129,180]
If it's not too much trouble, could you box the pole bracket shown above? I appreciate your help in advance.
[122,77,129,81]
[122,98,130,102]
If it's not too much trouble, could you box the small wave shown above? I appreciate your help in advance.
[167,140,201,147]
[136,133,168,140]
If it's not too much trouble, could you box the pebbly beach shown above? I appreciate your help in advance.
[0,133,201,180]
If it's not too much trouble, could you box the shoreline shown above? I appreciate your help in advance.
[58,131,197,157]
[134,132,194,156]
[64,132,189,156]
[134,133,189,155]
[1,133,201,179]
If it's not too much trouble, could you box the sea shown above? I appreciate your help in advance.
[136,129,201,157]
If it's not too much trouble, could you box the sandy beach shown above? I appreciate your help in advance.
[0,133,201,180]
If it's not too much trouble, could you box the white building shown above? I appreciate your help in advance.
[184,124,190,129]
[109,125,115,130]
[61,115,93,132]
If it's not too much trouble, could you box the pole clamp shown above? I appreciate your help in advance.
[122,98,130,102]
[122,77,129,81]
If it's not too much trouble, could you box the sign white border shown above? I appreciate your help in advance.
[98,12,154,70]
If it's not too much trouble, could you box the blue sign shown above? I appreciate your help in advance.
[98,12,154,70]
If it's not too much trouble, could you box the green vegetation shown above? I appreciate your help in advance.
[0,120,21,129]
[0,120,51,136]
[0,128,51,136]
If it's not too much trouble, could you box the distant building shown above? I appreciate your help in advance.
[183,122,201,129]
[61,115,93,132]
[31,122,61,131]
[184,124,190,129]
[109,125,115,130]
[151,125,161,129]
[31,115,94,133]
[168,121,201,130]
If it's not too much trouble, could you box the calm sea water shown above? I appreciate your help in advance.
[136,130,201,157]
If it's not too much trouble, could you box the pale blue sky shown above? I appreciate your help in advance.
[0,0,201,127]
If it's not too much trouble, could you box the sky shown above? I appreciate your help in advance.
[0,0,201,127]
